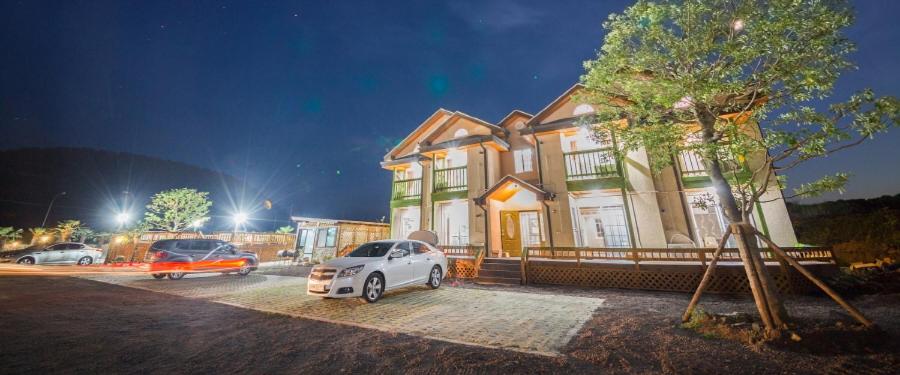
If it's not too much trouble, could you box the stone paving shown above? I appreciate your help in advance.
[82,273,604,354]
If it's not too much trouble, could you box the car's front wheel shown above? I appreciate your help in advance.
[362,273,384,303]
[428,265,442,289]
[77,256,93,266]
[168,270,185,280]
[17,257,35,265]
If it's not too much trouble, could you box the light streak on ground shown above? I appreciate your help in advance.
[0,263,243,277]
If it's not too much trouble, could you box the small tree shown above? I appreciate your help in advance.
[275,225,295,234]
[581,0,897,332]
[28,227,52,245]
[72,226,97,243]
[143,188,212,232]
[0,227,24,249]
[56,220,82,242]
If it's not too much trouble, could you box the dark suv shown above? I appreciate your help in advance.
[148,239,258,280]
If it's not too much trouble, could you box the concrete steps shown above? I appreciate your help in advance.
[475,258,521,285]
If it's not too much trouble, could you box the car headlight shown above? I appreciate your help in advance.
[337,265,364,277]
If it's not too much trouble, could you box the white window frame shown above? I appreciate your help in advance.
[513,148,534,173]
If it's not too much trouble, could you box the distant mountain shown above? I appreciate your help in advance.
[0,148,292,232]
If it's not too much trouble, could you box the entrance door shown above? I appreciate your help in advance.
[499,211,521,257]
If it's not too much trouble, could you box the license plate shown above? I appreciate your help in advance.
[309,283,327,292]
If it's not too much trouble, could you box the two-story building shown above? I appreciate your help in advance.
[381,84,797,258]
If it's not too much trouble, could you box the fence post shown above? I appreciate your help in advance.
[575,248,581,267]
[699,249,707,267]
[632,250,640,271]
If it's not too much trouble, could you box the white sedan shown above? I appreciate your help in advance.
[307,239,448,303]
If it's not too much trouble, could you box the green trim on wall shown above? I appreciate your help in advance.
[432,190,468,202]
[390,198,421,208]
[681,170,752,189]
[566,178,623,192]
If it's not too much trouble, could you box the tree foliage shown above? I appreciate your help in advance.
[28,227,51,245]
[143,188,212,232]
[580,0,898,222]
[0,227,23,248]
[275,225,295,234]
[56,220,82,241]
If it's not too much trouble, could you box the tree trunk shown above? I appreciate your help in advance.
[696,107,788,334]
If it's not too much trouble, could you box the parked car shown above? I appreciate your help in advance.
[307,237,448,303]
[148,239,258,280]
[15,242,103,265]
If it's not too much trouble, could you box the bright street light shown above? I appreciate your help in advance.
[116,212,129,225]
[233,212,248,225]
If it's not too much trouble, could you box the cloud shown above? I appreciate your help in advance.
[448,0,544,33]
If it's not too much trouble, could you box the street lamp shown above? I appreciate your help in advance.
[233,212,248,228]
[116,212,130,229]
[192,217,207,232]
[41,192,66,227]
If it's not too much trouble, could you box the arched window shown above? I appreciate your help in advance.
[453,128,469,138]
[573,104,595,116]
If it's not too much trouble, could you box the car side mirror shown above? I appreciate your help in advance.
[388,249,403,260]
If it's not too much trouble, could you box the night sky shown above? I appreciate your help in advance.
[1,0,898,222]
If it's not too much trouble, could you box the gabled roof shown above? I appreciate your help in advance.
[526,83,585,127]
[384,108,452,160]
[421,111,506,145]
[474,175,554,205]
[497,110,534,128]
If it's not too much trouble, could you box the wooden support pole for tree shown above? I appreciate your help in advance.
[739,223,789,329]
[732,223,777,332]
[754,230,874,327]
[682,230,732,323]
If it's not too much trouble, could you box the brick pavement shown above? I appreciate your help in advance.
[82,273,604,354]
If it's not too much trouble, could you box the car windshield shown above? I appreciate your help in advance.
[346,242,395,257]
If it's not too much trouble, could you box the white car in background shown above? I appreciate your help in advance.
[307,232,447,303]
[16,242,103,265]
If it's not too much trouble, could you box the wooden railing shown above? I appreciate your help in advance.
[439,244,484,257]
[392,178,422,200]
[433,166,467,192]
[677,150,743,178]
[563,148,619,181]
[524,246,835,268]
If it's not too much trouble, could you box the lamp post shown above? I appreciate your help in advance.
[115,212,129,230]
[41,192,66,227]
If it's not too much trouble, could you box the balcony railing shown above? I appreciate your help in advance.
[677,150,707,177]
[677,150,742,178]
[563,148,619,181]
[392,178,422,200]
[433,166,467,192]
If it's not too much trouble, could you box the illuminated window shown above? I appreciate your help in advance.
[453,128,469,138]
[514,149,533,173]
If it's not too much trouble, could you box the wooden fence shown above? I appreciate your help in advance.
[523,246,835,267]
[521,246,838,294]
[441,245,485,279]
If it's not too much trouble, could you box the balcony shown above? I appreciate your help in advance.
[563,148,622,191]
[434,166,467,192]
[433,166,467,200]
[392,178,422,201]
[677,150,749,188]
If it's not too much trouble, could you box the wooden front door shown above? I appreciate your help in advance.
[500,211,521,257]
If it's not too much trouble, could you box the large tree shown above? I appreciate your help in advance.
[143,188,212,232]
[581,0,897,332]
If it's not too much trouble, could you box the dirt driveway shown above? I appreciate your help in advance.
[1,273,898,374]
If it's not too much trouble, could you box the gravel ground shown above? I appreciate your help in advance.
[1,275,898,374]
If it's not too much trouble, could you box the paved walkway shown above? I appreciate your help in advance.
[82,273,604,355]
